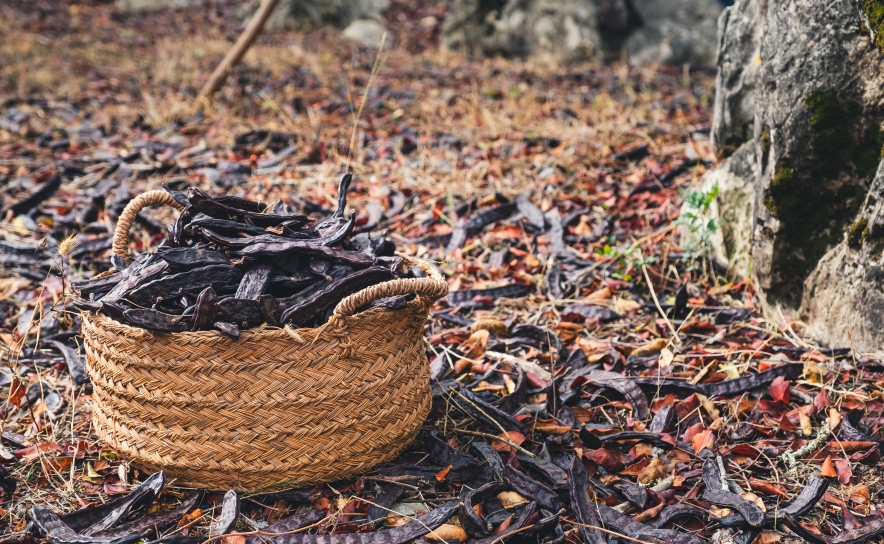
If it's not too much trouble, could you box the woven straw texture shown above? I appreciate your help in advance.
[85,193,447,490]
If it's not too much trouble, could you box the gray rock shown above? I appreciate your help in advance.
[751,0,884,309]
[116,0,206,11]
[705,0,884,350]
[443,0,605,64]
[711,0,761,157]
[342,19,388,47]
[623,0,722,67]
[442,0,720,66]
[265,0,390,31]
[681,141,756,280]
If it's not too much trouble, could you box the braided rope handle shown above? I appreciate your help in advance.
[333,259,448,318]
[112,190,186,263]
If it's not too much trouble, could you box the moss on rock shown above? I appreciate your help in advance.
[848,216,869,249]
[851,125,884,179]
[864,0,884,51]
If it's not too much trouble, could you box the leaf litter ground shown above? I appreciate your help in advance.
[1,2,883,543]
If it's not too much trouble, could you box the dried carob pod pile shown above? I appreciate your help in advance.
[72,175,419,337]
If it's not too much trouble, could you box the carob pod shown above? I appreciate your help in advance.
[277,265,354,311]
[718,472,829,527]
[218,298,265,324]
[599,431,673,450]
[4,172,61,217]
[314,173,353,236]
[48,340,87,386]
[585,370,650,421]
[649,503,708,529]
[596,504,708,544]
[704,489,764,527]
[839,409,881,446]
[189,217,313,240]
[502,465,562,511]
[122,309,188,332]
[100,258,168,304]
[30,507,145,544]
[208,490,239,537]
[424,431,484,482]
[648,404,675,433]
[447,284,529,305]
[258,500,458,544]
[516,192,546,230]
[186,188,307,228]
[365,484,403,530]
[781,514,831,544]
[231,237,377,267]
[82,471,166,535]
[280,266,395,326]
[190,286,219,331]
[471,441,507,483]
[157,247,229,269]
[215,322,240,339]
[565,455,606,544]
[318,213,355,247]
[452,389,529,435]
[469,502,540,544]
[460,482,509,537]
[701,363,803,398]
[516,445,567,489]
[92,492,202,539]
[260,294,281,326]
[72,273,123,298]
[127,264,243,305]
[251,509,326,540]
[494,366,528,414]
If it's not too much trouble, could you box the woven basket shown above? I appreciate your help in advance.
[82,191,448,491]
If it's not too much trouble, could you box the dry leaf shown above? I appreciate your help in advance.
[533,419,573,435]
[658,347,674,369]
[425,524,467,542]
[632,338,669,356]
[741,492,766,512]
[637,458,666,485]
[691,429,715,454]
[709,505,733,518]
[471,318,509,337]
[614,297,642,313]
[829,407,842,429]
[497,491,529,508]
[221,536,245,544]
[799,412,812,437]
[758,530,782,544]
[820,456,837,478]
[769,376,790,404]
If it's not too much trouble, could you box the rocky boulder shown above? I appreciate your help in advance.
[443,0,606,64]
[623,0,722,67]
[442,0,722,66]
[705,0,884,351]
[265,0,390,31]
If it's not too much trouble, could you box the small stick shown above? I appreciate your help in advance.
[561,519,656,544]
[198,0,283,100]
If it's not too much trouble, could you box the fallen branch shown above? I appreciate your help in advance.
[198,0,283,100]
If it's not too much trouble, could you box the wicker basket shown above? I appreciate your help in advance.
[82,191,447,491]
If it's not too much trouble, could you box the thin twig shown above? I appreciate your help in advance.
[561,519,656,544]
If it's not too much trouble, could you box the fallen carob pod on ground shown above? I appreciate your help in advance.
[31,507,144,544]
[91,492,202,540]
[566,455,606,544]
[254,501,458,544]
[81,471,166,535]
